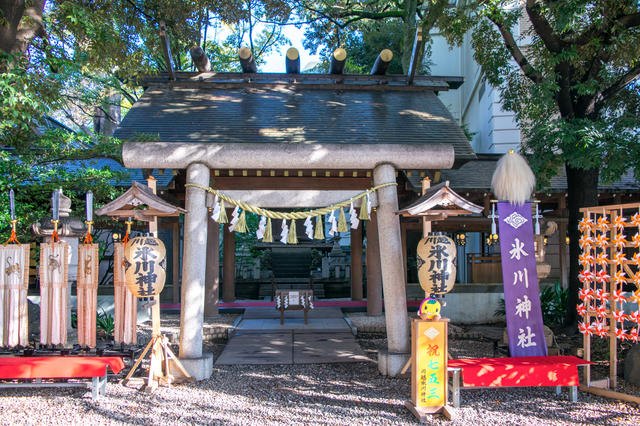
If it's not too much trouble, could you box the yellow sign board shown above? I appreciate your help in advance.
[413,319,447,407]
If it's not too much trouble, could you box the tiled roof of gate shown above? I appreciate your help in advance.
[114,87,476,167]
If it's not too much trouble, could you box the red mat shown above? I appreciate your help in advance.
[448,356,593,388]
[0,357,125,379]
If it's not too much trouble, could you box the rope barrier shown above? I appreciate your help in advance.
[184,182,396,220]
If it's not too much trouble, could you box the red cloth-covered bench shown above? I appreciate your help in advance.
[448,356,593,408]
[0,356,126,400]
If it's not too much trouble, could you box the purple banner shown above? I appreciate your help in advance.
[497,202,547,357]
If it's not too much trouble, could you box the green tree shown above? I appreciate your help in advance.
[447,1,640,330]
[306,18,408,74]
[296,0,467,73]
[0,0,292,239]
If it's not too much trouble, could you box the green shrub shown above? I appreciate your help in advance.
[96,309,115,337]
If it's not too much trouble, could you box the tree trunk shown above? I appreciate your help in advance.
[0,0,47,71]
[400,0,417,74]
[564,164,599,330]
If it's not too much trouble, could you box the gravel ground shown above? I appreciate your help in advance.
[136,313,239,342]
[2,324,639,425]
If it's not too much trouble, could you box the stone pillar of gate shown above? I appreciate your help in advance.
[177,163,213,380]
[373,163,410,376]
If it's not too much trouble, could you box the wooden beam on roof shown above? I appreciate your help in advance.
[407,27,422,85]
[371,49,393,76]
[238,47,258,73]
[159,22,176,81]
[329,48,347,75]
[190,46,211,72]
[286,48,300,74]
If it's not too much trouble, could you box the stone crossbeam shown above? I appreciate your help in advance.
[123,142,455,171]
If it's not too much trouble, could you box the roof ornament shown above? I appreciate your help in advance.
[491,149,536,206]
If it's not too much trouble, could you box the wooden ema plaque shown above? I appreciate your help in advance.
[405,317,452,421]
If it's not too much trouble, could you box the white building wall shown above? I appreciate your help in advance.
[430,22,521,154]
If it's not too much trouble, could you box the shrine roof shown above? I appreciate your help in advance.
[114,84,476,167]
[413,157,640,193]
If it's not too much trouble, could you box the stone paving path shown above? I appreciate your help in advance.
[215,307,370,365]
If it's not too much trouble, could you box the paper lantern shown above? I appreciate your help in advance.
[124,235,167,297]
[417,232,457,295]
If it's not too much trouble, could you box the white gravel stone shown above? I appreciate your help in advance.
[2,332,639,425]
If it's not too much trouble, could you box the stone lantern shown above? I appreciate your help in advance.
[31,190,87,334]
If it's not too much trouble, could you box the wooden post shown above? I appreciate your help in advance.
[402,220,408,286]
[422,177,432,298]
[222,210,235,302]
[407,27,423,85]
[285,48,300,74]
[204,220,220,317]
[147,176,161,390]
[159,22,176,81]
[189,46,211,72]
[370,49,393,75]
[238,47,258,73]
[422,178,432,237]
[366,209,383,316]
[172,221,180,303]
[609,207,618,388]
[558,195,568,289]
[328,48,347,75]
[351,215,363,301]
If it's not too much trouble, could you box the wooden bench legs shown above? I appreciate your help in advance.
[449,367,579,408]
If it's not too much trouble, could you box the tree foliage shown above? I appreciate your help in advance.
[0,0,293,241]
[296,0,461,74]
[444,0,640,328]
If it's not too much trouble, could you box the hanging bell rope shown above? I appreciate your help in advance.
[184,183,396,220]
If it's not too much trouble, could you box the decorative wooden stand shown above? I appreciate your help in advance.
[405,317,454,422]
[577,204,640,405]
[122,296,194,392]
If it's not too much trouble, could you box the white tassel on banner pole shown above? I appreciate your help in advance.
[280,219,289,244]
[304,216,313,239]
[349,202,360,229]
[491,149,536,206]
[257,216,267,240]
[228,205,240,232]
[328,210,338,236]
[211,195,221,221]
